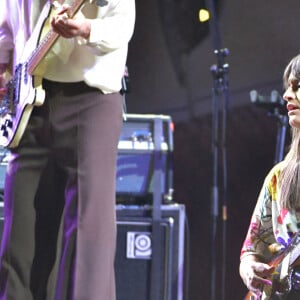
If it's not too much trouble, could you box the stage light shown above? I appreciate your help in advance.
[158,0,221,82]
[199,9,210,22]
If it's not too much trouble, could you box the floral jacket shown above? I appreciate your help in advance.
[241,162,300,262]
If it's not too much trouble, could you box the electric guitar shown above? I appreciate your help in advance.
[0,0,85,148]
[245,233,300,300]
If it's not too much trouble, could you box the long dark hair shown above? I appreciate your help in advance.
[279,54,300,210]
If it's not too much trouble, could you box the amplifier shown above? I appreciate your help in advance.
[0,203,185,300]
[116,114,174,202]
[0,114,175,202]
[115,204,186,300]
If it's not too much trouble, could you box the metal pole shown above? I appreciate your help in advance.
[204,1,230,299]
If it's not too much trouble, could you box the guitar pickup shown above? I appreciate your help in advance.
[0,119,13,138]
[0,125,8,138]
[4,119,12,129]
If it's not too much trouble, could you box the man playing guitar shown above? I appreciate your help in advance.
[0,1,135,299]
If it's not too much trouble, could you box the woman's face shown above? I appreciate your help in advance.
[283,74,300,129]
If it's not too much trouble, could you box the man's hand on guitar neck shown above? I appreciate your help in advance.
[240,255,274,299]
[50,5,91,40]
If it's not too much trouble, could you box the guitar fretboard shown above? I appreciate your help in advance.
[28,30,58,74]
[289,235,300,265]
[27,0,85,74]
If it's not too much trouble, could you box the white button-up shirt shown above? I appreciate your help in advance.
[0,0,136,93]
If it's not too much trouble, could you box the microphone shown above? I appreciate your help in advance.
[250,90,286,112]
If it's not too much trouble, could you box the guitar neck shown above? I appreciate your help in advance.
[27,0,85,74]
[289,240,300,266]
[28,30,58,74]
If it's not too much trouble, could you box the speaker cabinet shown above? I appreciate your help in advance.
[115,204,185,300]
[0,203,185,300]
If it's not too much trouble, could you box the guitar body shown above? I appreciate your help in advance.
[0,2,52,148]
[0,0,85,148]
[0,63,47,148]
[244,266,290,300]
[244,237,300,300]
[245,277,300,299]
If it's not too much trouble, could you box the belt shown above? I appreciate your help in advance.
[42,79,102,97]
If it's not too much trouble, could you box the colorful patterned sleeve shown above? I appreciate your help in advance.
[240,164,281,262]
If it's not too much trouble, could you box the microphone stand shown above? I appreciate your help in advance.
[204,1,230,300]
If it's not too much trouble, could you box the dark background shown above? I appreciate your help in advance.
[123,0,299,299]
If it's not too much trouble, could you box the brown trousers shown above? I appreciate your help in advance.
[0,80,123,300]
